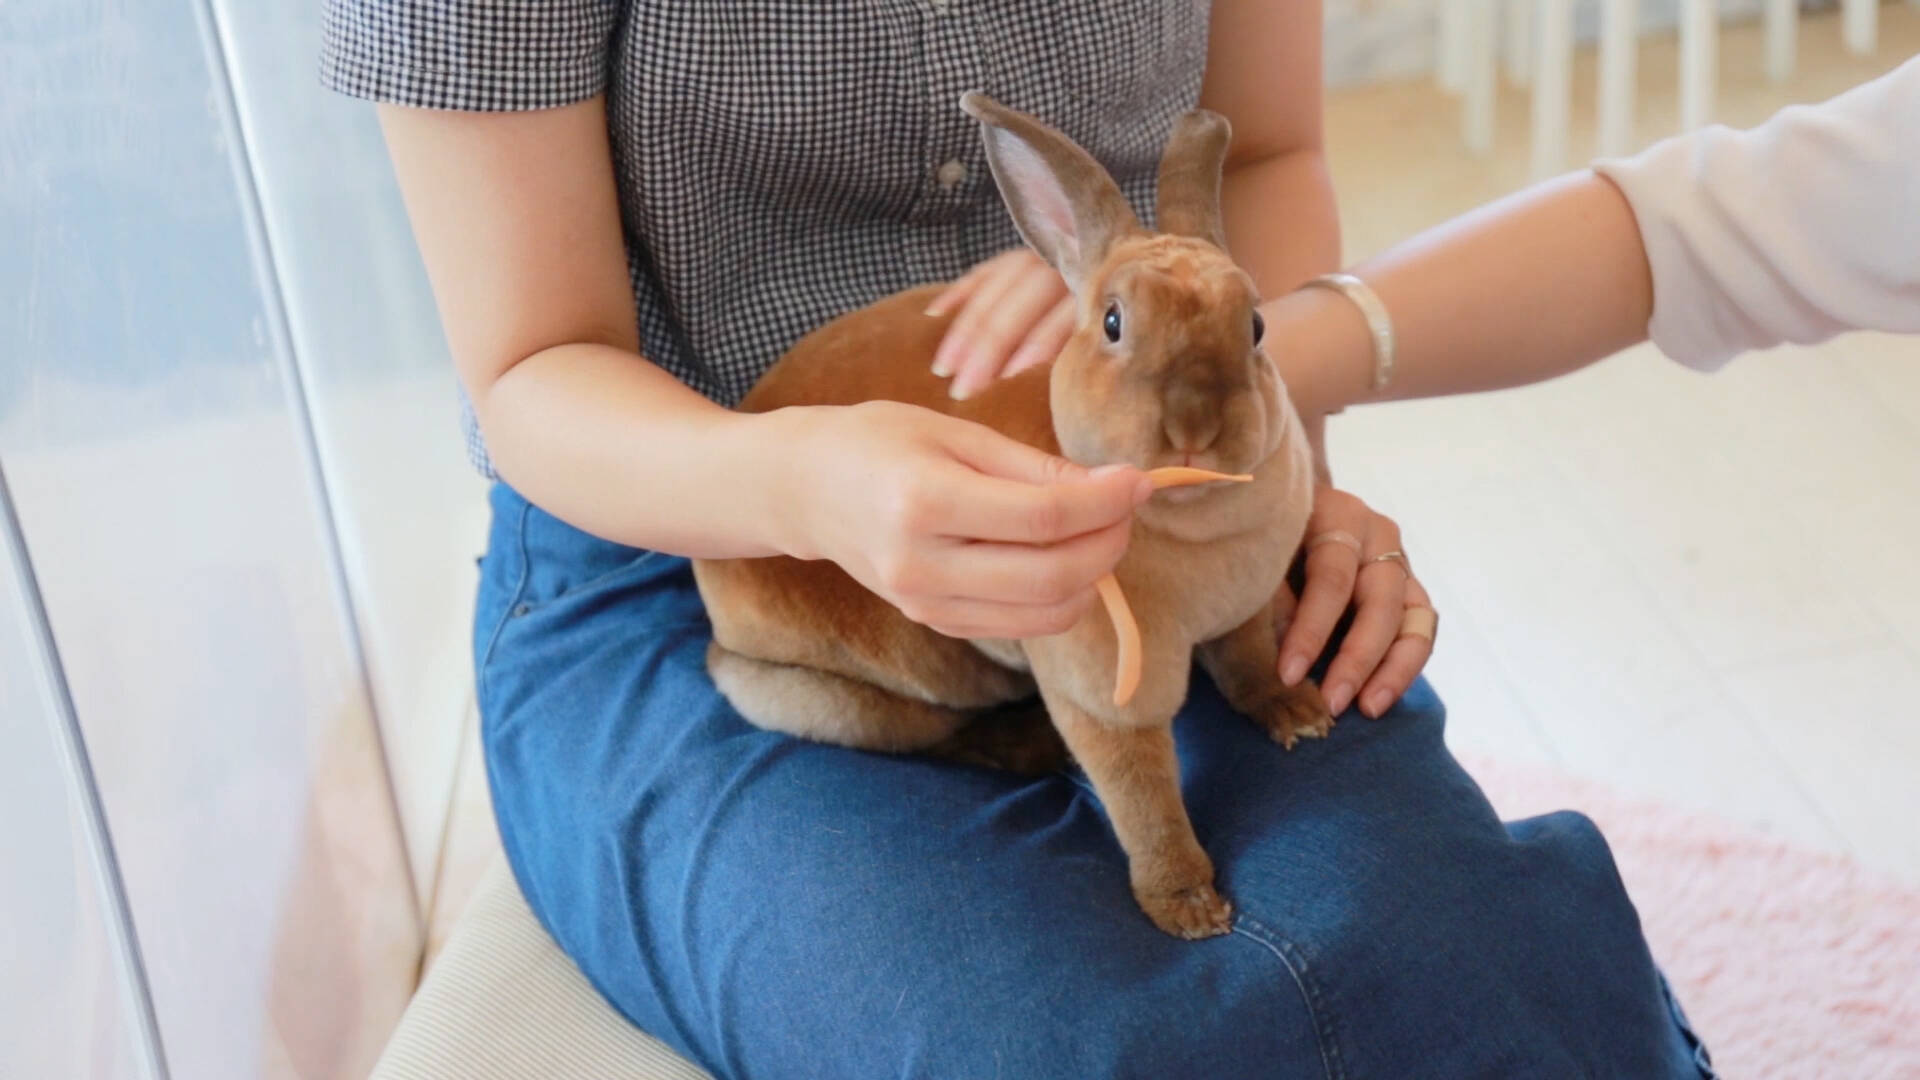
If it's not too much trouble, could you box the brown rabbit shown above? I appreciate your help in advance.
[691,93,1330,939]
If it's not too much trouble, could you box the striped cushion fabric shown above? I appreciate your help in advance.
[373,863,711,1080]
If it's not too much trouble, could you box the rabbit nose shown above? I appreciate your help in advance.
[1162,380,1223,455]
[1165,421,1220,455]
[1167,428,1221,460]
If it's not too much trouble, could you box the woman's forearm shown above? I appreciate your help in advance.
[478,345,803,559]
[376,100,813,560]
[1223,148,1342,479]
[1270,171,1655,417]
[1224,147,1343,298]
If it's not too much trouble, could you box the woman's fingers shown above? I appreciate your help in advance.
[931,253,1022,376]
[940,470,1149,545]
[929,263,1004,375]
[933,421,1150,543]
[1279,489,1369,685]
[1319,530,1408,717]
[928,249,1069,398]
[946,271,1067,399]
[923,259,991,321]
[1279,524,1362,686]
[1002,297,1076,379]
[935,259,1025,379]
[900,589,1100,641]
[939,519,1134,604]
[1358,577,1436,719]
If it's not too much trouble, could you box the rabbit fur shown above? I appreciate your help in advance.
[690,93,1329,939]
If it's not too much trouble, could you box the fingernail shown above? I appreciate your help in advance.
[1089,464,1130,479]
[1281,656,1308,686]
[931,340,963,378]
[1006,344,1047,375]
[1364,688,1393,717]
[1326,682,1354,715]
[949,378,972,401]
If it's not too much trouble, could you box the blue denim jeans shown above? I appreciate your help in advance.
[475,483,1715,1079]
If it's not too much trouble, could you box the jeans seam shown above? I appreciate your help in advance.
[1232,913,1344,1080]
[476,498,535,704]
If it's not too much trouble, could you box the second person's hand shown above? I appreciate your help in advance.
[1274,485,1437,719]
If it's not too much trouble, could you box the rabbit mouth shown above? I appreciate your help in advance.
[1162,450,1237,475]
[1158,485,1215,505]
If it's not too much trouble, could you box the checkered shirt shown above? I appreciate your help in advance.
[322,1,1212,476]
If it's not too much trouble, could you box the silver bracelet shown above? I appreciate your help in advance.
[1302,272,1396,394]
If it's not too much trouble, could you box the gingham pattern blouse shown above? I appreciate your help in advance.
[322,1,1212,476]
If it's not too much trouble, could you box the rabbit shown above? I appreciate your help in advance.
[690,92,1330,939]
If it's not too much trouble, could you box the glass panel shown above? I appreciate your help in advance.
[0,507,151,1080]
[211,2,493,896]
[0,3,420,1076]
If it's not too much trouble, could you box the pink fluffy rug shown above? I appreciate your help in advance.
[1464,756,1920,1080]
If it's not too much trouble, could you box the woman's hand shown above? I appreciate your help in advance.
[775,401,1152,640]
[925,248,1075,401]
[1276,486,1436,718]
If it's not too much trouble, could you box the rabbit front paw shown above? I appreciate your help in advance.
[1255,680,1336,750]
[1136,881,1234,939]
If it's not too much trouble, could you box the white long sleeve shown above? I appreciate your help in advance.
[1592,55,1920,371]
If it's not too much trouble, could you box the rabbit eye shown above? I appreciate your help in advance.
[1251,310,1265,345]
[1102,304,1122,343]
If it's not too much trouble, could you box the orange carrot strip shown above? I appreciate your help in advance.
[1097,468,1251,706]
[1145,466,1253,490]
[1096,574,1142,707]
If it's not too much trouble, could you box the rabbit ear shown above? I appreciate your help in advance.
[1154,110,1231,250]
[961,92,1140,293]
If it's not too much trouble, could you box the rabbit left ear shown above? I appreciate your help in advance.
[1155,110,1231,250]
[961,92,1141,295]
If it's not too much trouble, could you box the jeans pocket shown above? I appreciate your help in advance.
[475,487,665,697]
[515,549,663,617]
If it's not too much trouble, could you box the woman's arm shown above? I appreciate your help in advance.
[1202,0,1340,298]
[1272,54,1920,417]
[1201,0,1342,473]
[380,97,1150,639]
[1268,170,1655,417]
[379,98,794,558]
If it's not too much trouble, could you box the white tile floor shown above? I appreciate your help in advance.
[1321,10,1920,882]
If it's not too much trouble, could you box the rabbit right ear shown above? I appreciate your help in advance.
[961,92,1141,294]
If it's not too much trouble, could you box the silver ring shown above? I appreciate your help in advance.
[1364,550,1410,577]
[1307,530,1363,556]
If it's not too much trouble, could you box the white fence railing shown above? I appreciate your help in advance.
[1436,0,1887,175]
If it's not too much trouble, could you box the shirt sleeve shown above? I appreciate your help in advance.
[320,0,621,112]
[1592,55,1920,371]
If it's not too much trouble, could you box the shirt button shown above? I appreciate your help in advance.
[930,0,951,12]
[935,159,967,190]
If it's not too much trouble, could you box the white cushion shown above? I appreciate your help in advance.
[373,862,712,1080]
